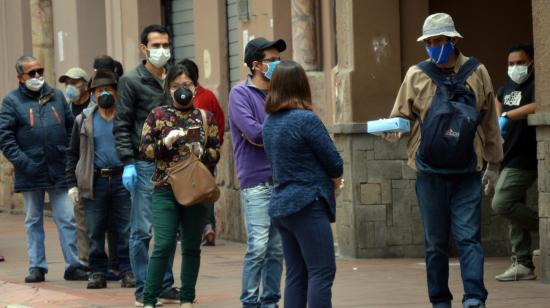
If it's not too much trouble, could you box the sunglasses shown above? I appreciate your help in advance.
[24,68,45,77]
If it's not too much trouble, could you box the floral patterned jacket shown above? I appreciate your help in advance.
[139,106,220,184]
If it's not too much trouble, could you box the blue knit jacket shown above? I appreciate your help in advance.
[263,109,343,222]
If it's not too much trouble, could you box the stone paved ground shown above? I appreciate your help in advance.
[1,212,550,307]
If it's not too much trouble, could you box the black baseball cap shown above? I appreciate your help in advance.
[244,37,286,68]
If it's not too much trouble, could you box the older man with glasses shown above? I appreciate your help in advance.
[0,55,87,283]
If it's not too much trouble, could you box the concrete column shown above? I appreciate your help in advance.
[0,0,32,212]
[291,0,320,71]
[30,0,55,86]
[529,0,550,284]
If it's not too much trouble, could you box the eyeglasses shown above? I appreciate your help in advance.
[24,68,45,77]
[261,57,281,63]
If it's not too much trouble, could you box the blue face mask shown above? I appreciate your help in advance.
[263,60,281,80]
[425,40,455,65]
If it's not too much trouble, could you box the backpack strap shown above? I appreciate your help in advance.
[454,57,481,84]
[417,60,447,87]
[198,108,209,148]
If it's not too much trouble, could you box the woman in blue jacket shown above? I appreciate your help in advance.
[263,60,344,308]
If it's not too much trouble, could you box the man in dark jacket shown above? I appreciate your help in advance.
[0,55,87,283]
[113,24,177,305]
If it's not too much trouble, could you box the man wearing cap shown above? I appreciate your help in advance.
[228,37,285,308]
[59,67,92,117]
[384,13,502,308]
[0,55,88,283]
[59,66,92,270]
[66,70,133,289]
[113,24,178,305]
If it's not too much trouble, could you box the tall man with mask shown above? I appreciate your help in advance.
[491,43,538,282]
[383,13,502,308]
[228,37,285,308]
[59,67,92,270]
[0,55,88,283]
[114,24,178,306]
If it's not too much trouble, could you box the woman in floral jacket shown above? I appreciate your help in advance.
[139,63,220,308]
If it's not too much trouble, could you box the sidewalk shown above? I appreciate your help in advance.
[1,212,549,307]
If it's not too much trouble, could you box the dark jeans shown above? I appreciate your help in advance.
[143,187,208,306]
[416,172,487,308]
[204,203,216,231]
[83,175,131,274]
[272,198,336,308]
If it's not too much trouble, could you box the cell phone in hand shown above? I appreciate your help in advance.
[186,126,201,143]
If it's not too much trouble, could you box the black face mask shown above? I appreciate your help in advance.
[172,87,193,110]
[97,92,115,108]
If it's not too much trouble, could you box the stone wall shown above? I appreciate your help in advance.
[332,125,537,258]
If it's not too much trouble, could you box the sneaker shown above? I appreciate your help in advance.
[120,271,136,288]
[159,287,180,304]
[135,297,162,307]
[25,267,45,283]
[203,230,216,246]
[64,267,89,281]
[495,259,537,281]
[87,272,107,289]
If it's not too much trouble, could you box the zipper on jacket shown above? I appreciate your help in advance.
[29,108,34,128]
[51,106,62,124]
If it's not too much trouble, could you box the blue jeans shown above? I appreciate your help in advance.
[23,188,81,272]
[240,183,283,308]
[83,175,131,274]
[130,160,175,299]
[273,198,336,308]
[416,172,487,308]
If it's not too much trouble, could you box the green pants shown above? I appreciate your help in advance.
[491,167,538,267]
[143,187,207,306]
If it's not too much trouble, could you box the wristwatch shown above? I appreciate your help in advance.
[501,111,508,118]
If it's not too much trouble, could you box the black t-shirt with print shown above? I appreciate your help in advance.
[497,74,536,170]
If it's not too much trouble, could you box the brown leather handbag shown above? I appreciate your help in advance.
[165,109,220,206]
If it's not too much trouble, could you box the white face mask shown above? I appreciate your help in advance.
[25,77,45,92]
[507,63,531,84]
[148,48,171,68]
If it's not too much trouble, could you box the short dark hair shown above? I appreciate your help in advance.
[93,55,124,78]
[164,63,196,95]
[246,50,266,74]
[140,24,170,46]
[265,60,313,114]
[178,58,199,86]
[509,42,534,60]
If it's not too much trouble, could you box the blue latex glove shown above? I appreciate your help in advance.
[122,164,137,192]
[498,115,509,137]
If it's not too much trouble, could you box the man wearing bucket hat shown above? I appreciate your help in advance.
[228,37,286,308]
[59,66,92,270]
[66,70,134,289]
[384,13,502,308]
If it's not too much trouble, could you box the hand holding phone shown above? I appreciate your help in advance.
[186,126,201,143]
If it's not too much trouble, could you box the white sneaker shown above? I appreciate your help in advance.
[135,298,163,307]
[495,259,537,281]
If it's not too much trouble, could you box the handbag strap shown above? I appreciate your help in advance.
[198,108,209,148]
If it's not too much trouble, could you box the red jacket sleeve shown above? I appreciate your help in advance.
[194,86,225,145]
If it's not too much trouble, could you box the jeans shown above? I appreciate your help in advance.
[83,175,131,274]
[491,167,538,268]
[130,160,175,299]
[23,188,81,272]
[143,187,208,306]
[273,198,336,308]
[240,183,283,308]
[416,172,487,308]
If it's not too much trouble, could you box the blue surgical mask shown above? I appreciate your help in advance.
[65,85,81,102]
[263,60,280,80]
[426,40,455,65]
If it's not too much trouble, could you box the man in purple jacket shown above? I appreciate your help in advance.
[228,37,285,308]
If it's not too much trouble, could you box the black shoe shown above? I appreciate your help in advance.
[159,287,180,304]
[87,272,107,289]
[25,267,45,283]
[120,271,136,288]
[64,267,89,281]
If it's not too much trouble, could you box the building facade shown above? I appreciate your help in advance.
[1,0,549,281]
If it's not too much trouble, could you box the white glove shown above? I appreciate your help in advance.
[482,169,499,196]
[189,142,204,158]
[68,187,80,205]
[164,129,185,149]
[382,132,402,143]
